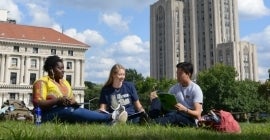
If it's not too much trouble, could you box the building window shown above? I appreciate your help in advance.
[244,54,249,62]
[33,48,38,53]
[68,50,73,56]
[9,93,17,100]
[66,75,72,85]
[10,72,17,84]
[11,58,18,67]
[51,49,56,55]
[31,59,37,68]
[30,73,36,85]
[67,62,72,69]
[13,46,19,52]
[28,93,33,105]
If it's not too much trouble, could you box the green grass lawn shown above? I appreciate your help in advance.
[0,121,269,140]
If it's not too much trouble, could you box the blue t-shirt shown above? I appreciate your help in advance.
[99,81,139,115]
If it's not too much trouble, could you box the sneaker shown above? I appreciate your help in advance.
[111,104,128,124]
[209,110,220,124]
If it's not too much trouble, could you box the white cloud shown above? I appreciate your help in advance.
[64,28,106,47]
[258,67,270,82]
[101,12,130,33]
[26,3,55,26]
[238,0,270,19]
[85,57,116,84]
[242,25,270,52]
[84,35,150,83]
[0,0,22,22]
[110,35,148,54]
[18,1,107,48]
[3,0,63,34]
[55,10,64,16]
[242,25,270,80]
[51,24,62,33]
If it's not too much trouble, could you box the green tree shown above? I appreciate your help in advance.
[135,77,158,109]
[258,80,270,112]
[226,80,261,112]
[157,78,177,92]
[197,63,238,112]
[125,68,144,84]
[124,68,149,107]
[124,68,177,110]
[84,81,103,110]
[135,77,177,111]
[136,77,157,94]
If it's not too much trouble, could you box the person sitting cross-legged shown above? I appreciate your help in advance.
[98,63,147,124]
[148,62,203,127]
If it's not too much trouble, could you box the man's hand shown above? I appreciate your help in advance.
[175,103,187,112]
[150,90,158,101]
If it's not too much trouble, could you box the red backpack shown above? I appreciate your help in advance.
[199,110,241,133]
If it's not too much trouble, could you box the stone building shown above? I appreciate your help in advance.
[150,0,258,81]
[0,20,89,108]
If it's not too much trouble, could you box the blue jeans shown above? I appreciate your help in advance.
[154,111,196,126]
[128,116,140,124]
[42,106,112,123]
[149,98,196,127]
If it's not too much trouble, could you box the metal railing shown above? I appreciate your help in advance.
[78,97,99,110]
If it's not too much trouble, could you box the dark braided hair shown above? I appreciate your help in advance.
[43,55,63,72]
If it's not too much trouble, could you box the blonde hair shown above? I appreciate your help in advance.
[104,64,125,87]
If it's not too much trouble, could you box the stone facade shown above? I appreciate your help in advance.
[150,0,185,80]
[150,0,258,81]
[217,41,258,81]
[0,23,89,109]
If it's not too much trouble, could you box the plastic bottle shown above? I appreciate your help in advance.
[35,106,42,125]
[210,110,220,124]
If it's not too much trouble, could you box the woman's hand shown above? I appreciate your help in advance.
[57,96,76,106]
[68,97,77,105]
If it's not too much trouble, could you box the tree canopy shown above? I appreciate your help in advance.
[197,63,238,112]
[197,63,269,113]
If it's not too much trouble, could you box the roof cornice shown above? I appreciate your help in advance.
[0,38,89,50]
[0,84,85,90]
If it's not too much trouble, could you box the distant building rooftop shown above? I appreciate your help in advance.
[0,22,89,48]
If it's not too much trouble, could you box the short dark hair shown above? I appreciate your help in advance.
[43,55,63,72]
[176,62,193,76]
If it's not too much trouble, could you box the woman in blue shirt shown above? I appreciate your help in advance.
[99,64,146,123]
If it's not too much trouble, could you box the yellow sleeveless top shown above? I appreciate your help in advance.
[33,76,73,103]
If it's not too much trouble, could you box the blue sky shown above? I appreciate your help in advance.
[1,0,270,84]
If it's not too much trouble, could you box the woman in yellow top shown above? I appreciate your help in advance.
[32,55,127,124]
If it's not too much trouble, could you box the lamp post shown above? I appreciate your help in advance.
[268,69,270,81]
[88,97,98,110]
